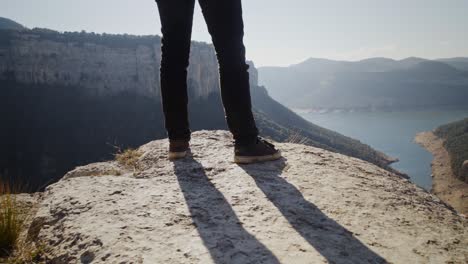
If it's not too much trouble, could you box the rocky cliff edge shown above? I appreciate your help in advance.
[29,131,467,263]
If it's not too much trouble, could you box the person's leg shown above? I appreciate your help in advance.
[155,0,196,142]
[198,0,259,146]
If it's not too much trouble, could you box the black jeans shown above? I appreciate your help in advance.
[155,0,259,145]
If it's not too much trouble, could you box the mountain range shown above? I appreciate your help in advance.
[259,57,468,111]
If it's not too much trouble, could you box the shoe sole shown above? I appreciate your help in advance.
[168,151,187,160]
[234,151,282,164]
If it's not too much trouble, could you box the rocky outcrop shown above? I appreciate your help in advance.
[30,131,467,263]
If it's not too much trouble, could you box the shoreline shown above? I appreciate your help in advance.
[414,131,468,215]
[293,107,468,115]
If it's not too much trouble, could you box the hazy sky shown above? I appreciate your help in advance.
[2,0,468,66]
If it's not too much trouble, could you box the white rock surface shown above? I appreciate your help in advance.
[31,130,467,263]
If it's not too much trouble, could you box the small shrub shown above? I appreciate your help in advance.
[0,178,45,263]
[115,148,143,170]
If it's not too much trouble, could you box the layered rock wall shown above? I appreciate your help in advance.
[0,29,258,98]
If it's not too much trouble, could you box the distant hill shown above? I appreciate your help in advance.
[259,57,468,111]
[398,57,428,68]
[436,57,468,72]
[0,17,26,30]
[290,57,429,73]
[435,118,468,183]
[407,60,459,74]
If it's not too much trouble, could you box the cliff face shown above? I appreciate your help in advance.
[0,29,223,98]
[30,131,467,263]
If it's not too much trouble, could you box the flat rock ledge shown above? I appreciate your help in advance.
[30,130,467,263]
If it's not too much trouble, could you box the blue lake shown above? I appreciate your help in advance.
[300,110,468,190]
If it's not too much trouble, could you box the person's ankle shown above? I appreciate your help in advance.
[169,138,190,143]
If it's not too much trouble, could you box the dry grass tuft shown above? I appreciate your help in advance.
[0,178,46,263]
[0,181,24,258]
[285,129,310,145]
[115,148,143,170]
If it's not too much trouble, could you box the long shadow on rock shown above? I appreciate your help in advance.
[172,157,280,264]
[238,158,387,264]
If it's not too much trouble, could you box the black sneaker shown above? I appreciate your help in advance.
[169,139,189,160]
[234,137,282,164]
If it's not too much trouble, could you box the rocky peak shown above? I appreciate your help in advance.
[30,130,466,263]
